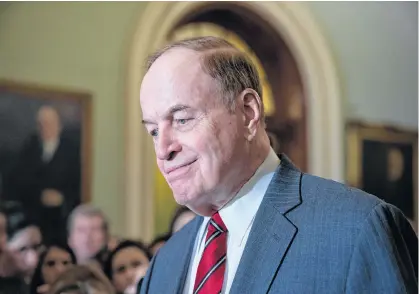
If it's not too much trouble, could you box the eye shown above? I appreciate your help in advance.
[18,246,28,253]
[175,118,191,125]
[150,129,158,137]
[45,260,56,267]
[116,265,127,274]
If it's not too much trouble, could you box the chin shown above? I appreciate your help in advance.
[174,197,213,217]
[187,205,214,217]
[173,193,192,206]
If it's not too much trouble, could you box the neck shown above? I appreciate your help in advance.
[225,134,270,202]
[76,253,91,264]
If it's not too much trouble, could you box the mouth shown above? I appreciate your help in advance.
[165,159,197,176]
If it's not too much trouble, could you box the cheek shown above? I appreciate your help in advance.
[95,232,104,241]
[156,160,164,172]
[114,273,128,289]
[45,268,55,279]
[193,124,221,157]
[41,267,48,279]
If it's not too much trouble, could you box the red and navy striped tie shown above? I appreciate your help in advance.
[193,212,228,294]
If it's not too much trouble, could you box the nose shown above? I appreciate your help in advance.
[125,267,136,285]
[155,127,181,161]
[55,262,67,274]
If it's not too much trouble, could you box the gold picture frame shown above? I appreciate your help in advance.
[346,122,418,231]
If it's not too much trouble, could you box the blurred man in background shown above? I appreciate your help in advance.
[0,202,34,294]
[67,204,109,269]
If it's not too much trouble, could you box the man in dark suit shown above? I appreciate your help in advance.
[138,36,417,293]
[7,106,80,244]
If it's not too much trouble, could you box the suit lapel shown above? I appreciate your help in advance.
[168,217,203,294]
[229,154,302,294]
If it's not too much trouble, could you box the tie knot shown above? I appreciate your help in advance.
[210,212,227,233]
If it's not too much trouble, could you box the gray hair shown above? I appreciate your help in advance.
[67,204,109,236]
[146,36,265,123]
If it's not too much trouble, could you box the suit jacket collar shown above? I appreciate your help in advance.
[167,154,302,294]
[229,153,302,293]
[266,153,302,214]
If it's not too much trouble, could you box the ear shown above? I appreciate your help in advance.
[239,88,263,141]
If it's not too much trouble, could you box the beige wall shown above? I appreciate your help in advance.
[0,2,145,234]
[0,1,416,237]
[308,1,418,129]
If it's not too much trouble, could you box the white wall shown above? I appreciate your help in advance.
[308,1,418,130]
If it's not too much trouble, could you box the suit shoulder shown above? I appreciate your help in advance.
[300,173,384,218]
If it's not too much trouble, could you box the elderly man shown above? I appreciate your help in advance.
[139,37,417,293]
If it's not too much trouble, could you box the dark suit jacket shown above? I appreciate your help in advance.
[7,132,81,243]
[141,154,418,294]
[0,276,28,294]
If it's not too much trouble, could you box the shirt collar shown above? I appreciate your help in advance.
[216,147,280,245]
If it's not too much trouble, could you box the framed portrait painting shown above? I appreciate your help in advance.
[0,79,92,243]
[346,122,418,231]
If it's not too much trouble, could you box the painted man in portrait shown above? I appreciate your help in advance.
[5,105,81,243]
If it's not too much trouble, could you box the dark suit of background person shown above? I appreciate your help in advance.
[4,106,81,245]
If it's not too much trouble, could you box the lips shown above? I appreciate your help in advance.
[164,159,196,175]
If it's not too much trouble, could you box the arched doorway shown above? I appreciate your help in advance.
[124,2,344,241]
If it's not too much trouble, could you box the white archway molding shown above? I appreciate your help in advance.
[124,1,344,241]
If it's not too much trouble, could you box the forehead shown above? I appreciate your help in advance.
[140,48,217,116]
[73,215,103,227]
[113,247,146,263]
[38,107,59,121]
[45,247,69,258]
[9,226,40,245]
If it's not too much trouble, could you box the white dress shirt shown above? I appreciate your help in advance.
[183,148,280,294]
[42,138,59,162]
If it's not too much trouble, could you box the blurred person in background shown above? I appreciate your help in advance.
[169,206,196,234]
[148,233,170,256]
[30,242,77,294]
[5,201,44,286]
[67,204,110,268]
[146,206,195,257]
[0,205,6,249]
[107,235,122,252]
[0,202,28,294]
[48,264,115,294]
[104,240,151,294]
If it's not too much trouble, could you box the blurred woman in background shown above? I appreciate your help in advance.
[104,240,151,294]
[0,202,28,294]
[148,233,170,256]
[30,242,77,294]
[169,206,196,234]
[48,264,115,294]
[5,201,44,285]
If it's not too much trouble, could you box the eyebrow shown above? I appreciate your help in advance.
[141,104,191,125]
